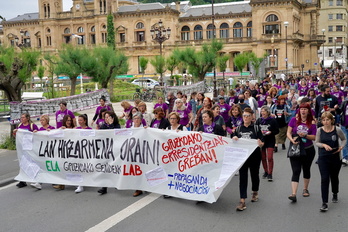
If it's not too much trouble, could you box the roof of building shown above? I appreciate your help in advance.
[119,2,166,12]
[7,13,39,22]
[181,1,251,18]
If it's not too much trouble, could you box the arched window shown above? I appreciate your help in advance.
[233,22,243,38]
[64,28,70,34]
[77,27,84,33]
[219,23,229,38]
[181,26,190,41]
[135,22,145,42]
[91,26,95,32]
[194,25,203,40]
[264,14,279,34]
[247,21,252,37]
[206,24,216,39]
[90,26,96,45]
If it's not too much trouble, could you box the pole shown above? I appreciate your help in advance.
[212,0,217,98]
[285,22,288,77]
[334,37,336,71]
[80,73,83,94]
[322,29,325,70]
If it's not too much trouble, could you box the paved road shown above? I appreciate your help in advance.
[1,145,348,232]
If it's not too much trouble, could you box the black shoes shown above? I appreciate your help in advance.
[98,187,107,195]
[288,194,297,202]
[320,203,328,212]
[16,182,27,188]
[267,174,273,182]
[282,144,286,150]
[332,193,338,203]
[274,146,278,152]
[262,172,268,179]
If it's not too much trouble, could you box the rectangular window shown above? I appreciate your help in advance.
[328,14,333,20]
[336,25,343,31]
[337,14,343,20]
[119,33,125,43]
[329,49,333,57]
[337,0,343,6]
[265,24,279,34]
[101,32,107,43]
[329,0,333,6]
[77,36,85,45]
[90,34,96,44]
[328,37,333,43]
[328,26,333,32]
[194,31,203,40]
[220,29,229,39]
[181,32,190,40]
[136,31,145,42]
[64,36,70,44]
[336,37,343,43]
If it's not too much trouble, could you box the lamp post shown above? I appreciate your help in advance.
[284,21,289,77]
[15,30,30,48]
[150,20,171,86]
[322,29,325,70]
[333,37,337,70]
[212,0,217,98]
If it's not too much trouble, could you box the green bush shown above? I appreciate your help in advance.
[0,135,16,150]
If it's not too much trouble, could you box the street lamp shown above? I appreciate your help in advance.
[212,0,217,98]
[284,21,289,77]
[15,30,30,48]
[322,29,325,70]
[150,20,171,86]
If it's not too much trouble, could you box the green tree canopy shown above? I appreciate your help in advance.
[0,47,40,101]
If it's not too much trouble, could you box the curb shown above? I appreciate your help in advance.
[0,177,16,188]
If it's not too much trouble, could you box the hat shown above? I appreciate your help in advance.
[282,90,289,95]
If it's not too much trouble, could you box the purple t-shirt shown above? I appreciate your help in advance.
[154,103,168,112]
[126,119,147,128]
[203,123,215,134]
[56,109,75,128]
[18,123,39,132]
[218,103,231,123]
[76,126,92,129]
[298,85,309,96]
[288,117,317,147]
[39,125,55,131]
[332,91,344,104]
[96,118,105,128]
[176,108,190,126]
[229,96,237,106]
[95,105,112,117]
[151,119,161,129]
[257,94,267,108]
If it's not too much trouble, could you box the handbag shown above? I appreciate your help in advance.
[287,142,301,158]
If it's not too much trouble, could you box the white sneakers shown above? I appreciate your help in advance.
[30,182,42,190]
[342,158,348,166]
[75,186,84,193]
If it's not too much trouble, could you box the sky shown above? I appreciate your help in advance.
[0,0,72,20]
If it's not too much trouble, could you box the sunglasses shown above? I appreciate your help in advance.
[242,114,251,117]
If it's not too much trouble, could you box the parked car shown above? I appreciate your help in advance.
[131,78,159,89]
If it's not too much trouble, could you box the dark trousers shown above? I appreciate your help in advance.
[239,148,262,199]
[318,154,342,203]
[290,146,315,182]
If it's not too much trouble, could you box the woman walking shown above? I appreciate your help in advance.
[286,103,317,202]
[315,112,346,212]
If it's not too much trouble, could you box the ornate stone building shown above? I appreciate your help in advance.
[1,0,323,76]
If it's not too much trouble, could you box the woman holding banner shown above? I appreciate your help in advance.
[150,107,170,129]
[14,113,39,188]
[91,95,112,127]
[197,110,225,136]
[232,108,264,211]
[53,115,74,190]
[97,111,121,195]
[132,112,145,197]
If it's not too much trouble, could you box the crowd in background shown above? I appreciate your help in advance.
[13,68,348,212]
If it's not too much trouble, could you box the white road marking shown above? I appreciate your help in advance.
[13,159,18,161]
[0,183,16,190]
[85,193,161,232]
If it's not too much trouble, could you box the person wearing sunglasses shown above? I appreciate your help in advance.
[232,108,264,211]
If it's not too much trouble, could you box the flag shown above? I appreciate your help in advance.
[71,34,82,39]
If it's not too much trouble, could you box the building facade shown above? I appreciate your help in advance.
[0,0,323,76]
[318,0,348,70]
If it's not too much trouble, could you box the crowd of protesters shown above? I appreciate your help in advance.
[14,69,348,212]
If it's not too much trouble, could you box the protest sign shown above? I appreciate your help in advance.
[15,128,258,203]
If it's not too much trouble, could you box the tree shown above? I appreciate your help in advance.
[247,52,266,80]
[234,52,249,78]
[150,55,166,85]
[107,14,115,50]
[55,45,90,95]
[37,65,45,90]
[0,47,40,102]
[43,53,58,98]
[177,39,223,81]
[217,54,230,87]
[85,47,129,90]
[139,56,148,89]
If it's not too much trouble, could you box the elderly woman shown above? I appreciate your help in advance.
[173,98,192,130]
[315,112,346,212]
[38,115,55,131]
[138,101,153,126]
[150,107,170,129]
[166,112,188,131]
[286,103,317,202]
[256,106,279,181]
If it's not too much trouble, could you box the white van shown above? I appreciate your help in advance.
[131,78,159,89]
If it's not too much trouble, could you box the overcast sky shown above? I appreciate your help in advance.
[0,0,72,20]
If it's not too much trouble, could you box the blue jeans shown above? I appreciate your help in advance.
[340,126,348,159]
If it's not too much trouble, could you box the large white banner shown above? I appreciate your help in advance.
[15,128,258,203]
